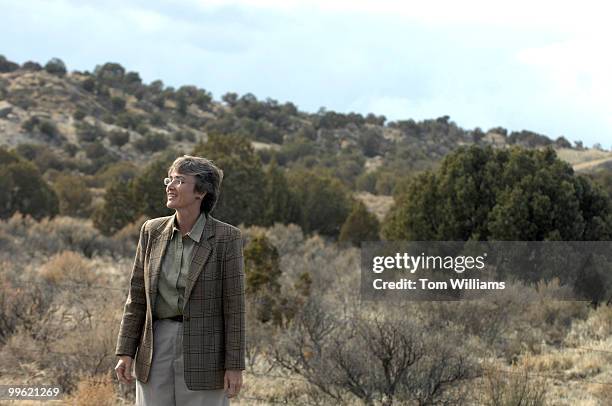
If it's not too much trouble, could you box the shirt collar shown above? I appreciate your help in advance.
[171,212,207,243]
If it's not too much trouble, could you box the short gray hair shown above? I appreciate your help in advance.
[168,155,224,215]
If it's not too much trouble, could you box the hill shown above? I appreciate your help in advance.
[1,55,610,223]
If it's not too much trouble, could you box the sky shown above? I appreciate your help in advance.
[1,0,611,148]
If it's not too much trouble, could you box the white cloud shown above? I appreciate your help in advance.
[188,0,611,33]
[1,0,611,146]
[517,37,612,128]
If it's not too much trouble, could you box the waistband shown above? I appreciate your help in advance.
[154,315,183,322]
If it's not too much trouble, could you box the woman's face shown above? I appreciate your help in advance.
[165,170,205,212]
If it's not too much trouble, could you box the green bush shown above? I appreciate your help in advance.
[0,148,59,220]
[95,161,138,188]
[76,122,106,143]
[110,96,126,112]
[108,130,130,147]
[134,132,168,153]
[81,77,96,92]
[53,174,93,217]
[73,109,86,120]
[0,55,19,72]
[43,58,67,76]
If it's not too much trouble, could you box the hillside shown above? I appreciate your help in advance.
[1,55,611,225]
[1,57,594,171]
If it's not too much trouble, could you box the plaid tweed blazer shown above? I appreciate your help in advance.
[115,213,246,390]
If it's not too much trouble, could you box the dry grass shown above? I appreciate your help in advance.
[565,305,612,345]
[353,191,394,221]
[555,147,612,172]
[63,372,119,406]
[1,218,612,405]
[556,148,612,165]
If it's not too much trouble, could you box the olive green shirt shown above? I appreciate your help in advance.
[154,212,207,319]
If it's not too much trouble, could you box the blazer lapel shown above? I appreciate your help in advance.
[147,216,175,313]
[183,214,216,308]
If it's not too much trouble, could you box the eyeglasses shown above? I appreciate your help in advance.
[163,177,196,187]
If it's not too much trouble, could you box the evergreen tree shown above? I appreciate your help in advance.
[287,167,353,237]
[383,145,612,241]
[262,159,301,227]
[244,234,283,324]
[339,200,380,246]
[92,180,140,236]
[192,134,266,226]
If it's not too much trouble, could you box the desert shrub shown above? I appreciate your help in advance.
[134,132,168,152]
[21,61,43,72]
[110,96,126,112]
[0,55,19,72]
[21,116,39,132]
[150,112,164,127]
[40,251,98,286]
[53,173,93,217]
[83,141,119,172]
[355,170,378,193]
[272,301,475,405]
[94,161,138,188]
[338,200,380,246]
[76,122,106,143]
[44,57,67,76]
[111,215,148,257]
[73,109,86,120]
[478,363,547,406]
[36,149,66,172]
[0,302,123,394]
[0,271,55,344]
[64,372,118,406]
[277,136,318,164]
[0,155,59,220]
[116,111,145,131]
[173,129,196,142]
[0,214,117,258]
[21,116,62,141]
[108,129,130,147]
[63,143,79,157]
[39,120,59,137]
[81,77,96,92]
[49,316,121,393]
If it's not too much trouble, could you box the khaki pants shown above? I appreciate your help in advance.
[136,319,229,406]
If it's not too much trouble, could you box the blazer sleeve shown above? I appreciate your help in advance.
[115,220,149,357]
[222,228,246,370]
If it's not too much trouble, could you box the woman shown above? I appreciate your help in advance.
[114,155,245,406]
